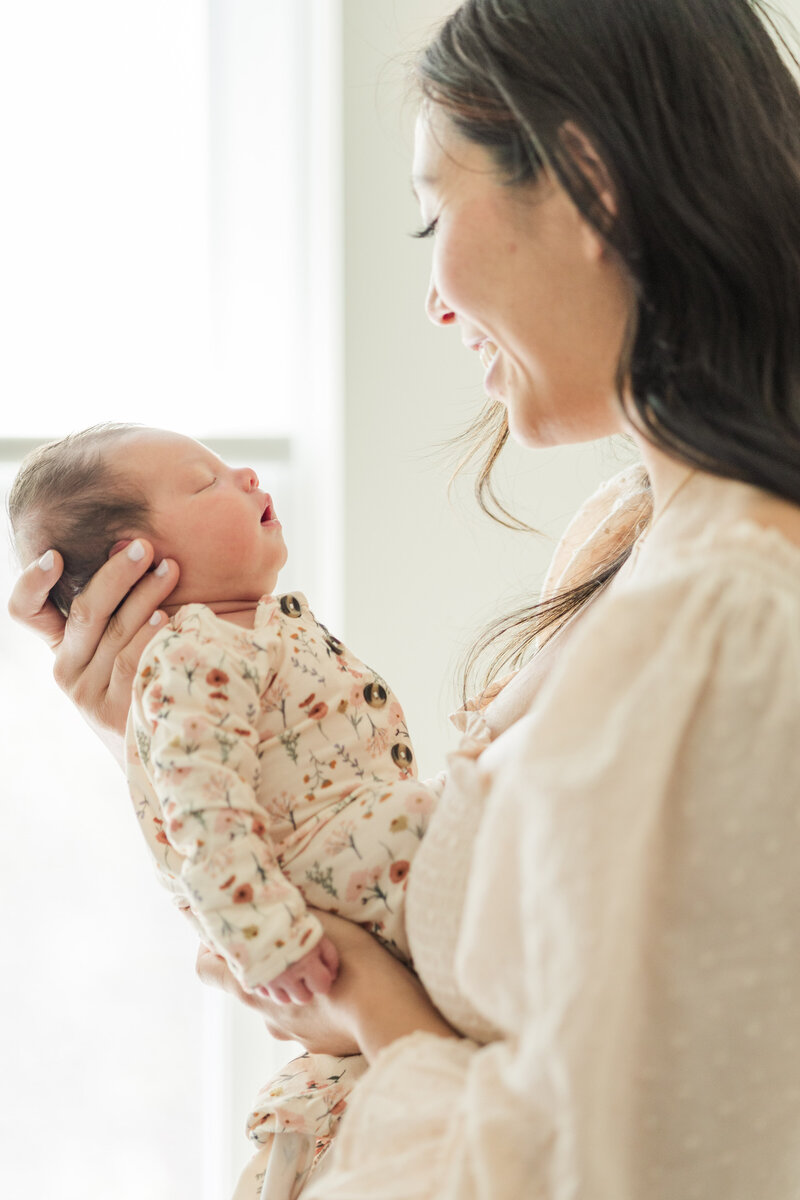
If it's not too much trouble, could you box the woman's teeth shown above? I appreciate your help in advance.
[479,340,498,370]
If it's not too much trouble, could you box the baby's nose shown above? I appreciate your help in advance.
[236,466,259,490]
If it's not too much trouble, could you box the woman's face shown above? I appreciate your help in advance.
[412,107,633,448]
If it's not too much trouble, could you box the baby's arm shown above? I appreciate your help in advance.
[258,934,339,1004]
[130,623,323,992]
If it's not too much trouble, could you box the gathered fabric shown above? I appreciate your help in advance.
[125,593,438,1199]
[306,468,800,1200]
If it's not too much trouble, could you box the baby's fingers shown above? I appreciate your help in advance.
[301,948,337,998]
[318,936,340,978]
[258,983,293,1005]
[286,979,315,1005]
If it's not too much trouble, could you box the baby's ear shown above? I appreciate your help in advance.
[108,538,133,559]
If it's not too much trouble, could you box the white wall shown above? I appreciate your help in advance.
[340,0,636,778]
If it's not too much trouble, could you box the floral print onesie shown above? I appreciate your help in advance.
[125,593,437,1200]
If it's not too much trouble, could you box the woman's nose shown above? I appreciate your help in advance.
[236,467,259,490]
[425,278,456,327]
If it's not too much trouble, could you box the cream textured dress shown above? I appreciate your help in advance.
[304,465,800,1200]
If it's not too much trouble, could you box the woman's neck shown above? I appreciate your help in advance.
[630,431,800,551]
[628,437,694,521]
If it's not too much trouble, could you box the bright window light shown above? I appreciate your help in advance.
[0,2,342,1197]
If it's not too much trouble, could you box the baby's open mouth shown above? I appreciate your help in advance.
[261,499,274,524]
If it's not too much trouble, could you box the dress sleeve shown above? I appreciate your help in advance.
[308,548,800,1200]
[131,622,322,990]
[539,462,649,601]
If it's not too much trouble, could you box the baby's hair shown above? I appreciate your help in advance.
[7,422,153,617]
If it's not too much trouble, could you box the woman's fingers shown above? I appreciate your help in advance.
[195,945,231,991]
[195,944,263,1010]
[7,549,68,650]
[9,540,180,748]
[97,562,180,724]
[195,940,361,1054]
[89,606,170,741]
[258,973,314,1005]
[52,543,180,736]
[55,540,157,680]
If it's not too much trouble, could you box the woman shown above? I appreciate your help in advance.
[10,0,800,1196]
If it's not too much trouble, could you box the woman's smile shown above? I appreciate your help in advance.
[413,107,631,447]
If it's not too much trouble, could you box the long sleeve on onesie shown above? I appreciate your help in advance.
[127,603,322,987]
[127,594,431,993]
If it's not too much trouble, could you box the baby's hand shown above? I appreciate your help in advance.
[257,935,340,1005]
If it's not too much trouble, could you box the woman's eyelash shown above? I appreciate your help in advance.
[411,218,438,239]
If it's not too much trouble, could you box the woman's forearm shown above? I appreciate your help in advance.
[195,911,459,1061]
[339,945,459,1063]
[356,989,458,1063]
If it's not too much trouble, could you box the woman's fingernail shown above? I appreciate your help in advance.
[155,559,169,577]
[38,550,55,571]
[149,610,164,626]
[128,540,146,562]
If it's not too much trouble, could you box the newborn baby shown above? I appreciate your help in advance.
[9,423,439,1200]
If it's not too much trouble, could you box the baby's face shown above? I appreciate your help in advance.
[112,429,288,608]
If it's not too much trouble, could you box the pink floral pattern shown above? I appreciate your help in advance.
[125,593,438,1175]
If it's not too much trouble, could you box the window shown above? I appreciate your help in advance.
[0,3,341,1195]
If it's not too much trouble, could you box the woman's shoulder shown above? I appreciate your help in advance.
[476,517,800,794]
[635,511,800,601]
[542,515,800,731]
[541,461,650,600]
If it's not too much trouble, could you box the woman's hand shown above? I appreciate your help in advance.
[195,933,360,1056]
[196,910,458,1062]
[7,542,179,763]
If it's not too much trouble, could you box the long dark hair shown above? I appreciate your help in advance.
[417,0,800,697]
